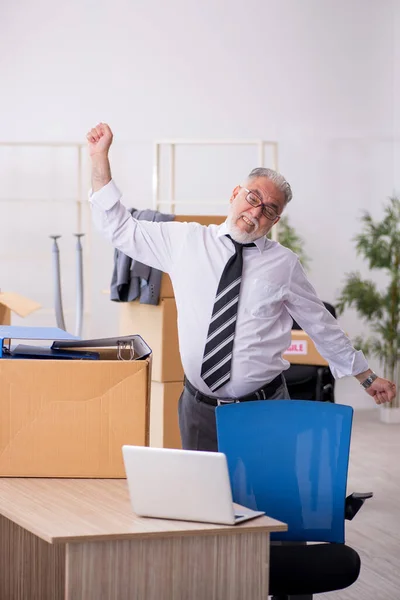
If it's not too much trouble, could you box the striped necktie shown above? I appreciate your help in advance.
[201,236,255,392]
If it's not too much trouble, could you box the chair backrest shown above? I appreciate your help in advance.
[216,400,353,543]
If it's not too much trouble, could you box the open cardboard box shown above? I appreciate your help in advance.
[0,328,152,478]
[0,292,41,325]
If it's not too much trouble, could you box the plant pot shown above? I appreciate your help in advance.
[380,405,400,424]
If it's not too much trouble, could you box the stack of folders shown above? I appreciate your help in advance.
[0,326,152,362]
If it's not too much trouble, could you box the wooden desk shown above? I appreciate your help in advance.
[0,479,287,600]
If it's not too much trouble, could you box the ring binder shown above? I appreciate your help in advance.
[0,327,152,362]
[52,334,152,361]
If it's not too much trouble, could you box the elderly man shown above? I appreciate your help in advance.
[87,123,397,451]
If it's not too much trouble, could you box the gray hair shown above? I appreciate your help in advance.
[247,167,293,204]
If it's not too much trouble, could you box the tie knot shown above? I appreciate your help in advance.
[226,235,256,250]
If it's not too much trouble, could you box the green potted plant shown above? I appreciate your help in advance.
[336,197,400,422]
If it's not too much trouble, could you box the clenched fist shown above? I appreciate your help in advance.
[86,123,113,157]
[365,377,397,405]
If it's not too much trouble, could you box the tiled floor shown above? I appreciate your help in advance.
[318,409,400,599]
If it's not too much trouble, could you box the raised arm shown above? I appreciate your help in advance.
[87,122,113,192]
[86,123,185,273]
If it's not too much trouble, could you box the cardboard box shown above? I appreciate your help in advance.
[173,215,226,226]
[120,298,183,382]
[150,381,183,449]
[283,330,328,366]
[0,292,41,325]
[159,274,175,300]
[0,357,150,477]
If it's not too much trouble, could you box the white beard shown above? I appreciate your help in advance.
[226,213,261,244]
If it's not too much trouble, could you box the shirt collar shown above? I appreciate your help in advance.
[217,221,268,253]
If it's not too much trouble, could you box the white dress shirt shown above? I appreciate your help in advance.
[90,180,369,398]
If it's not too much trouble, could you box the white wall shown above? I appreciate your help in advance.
[394,0,400,192]
[1,0,397,408]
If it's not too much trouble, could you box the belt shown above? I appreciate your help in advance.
[184,374,284,407]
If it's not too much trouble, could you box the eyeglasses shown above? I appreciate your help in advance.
[242,187,280,221]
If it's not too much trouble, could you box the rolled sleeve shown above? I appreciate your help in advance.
[89,179,121,210]
[330,349,369,379]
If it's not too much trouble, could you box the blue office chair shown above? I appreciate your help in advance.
[216,400,372,599]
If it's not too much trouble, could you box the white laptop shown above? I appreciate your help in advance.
[122,445,265,525]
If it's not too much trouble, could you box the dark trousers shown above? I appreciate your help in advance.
[178,378,290,452]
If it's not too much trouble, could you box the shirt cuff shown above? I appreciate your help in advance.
[330,349,369,379]
[88,179,122,211]
[350,350,370,376]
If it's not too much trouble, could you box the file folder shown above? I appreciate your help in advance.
[0,326,79,359]
[53,334,152,361]
[9,344,100,360]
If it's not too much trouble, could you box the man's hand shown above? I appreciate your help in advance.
[365,377,397,404]
[86,123,113,157]
[86,123,113,192]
